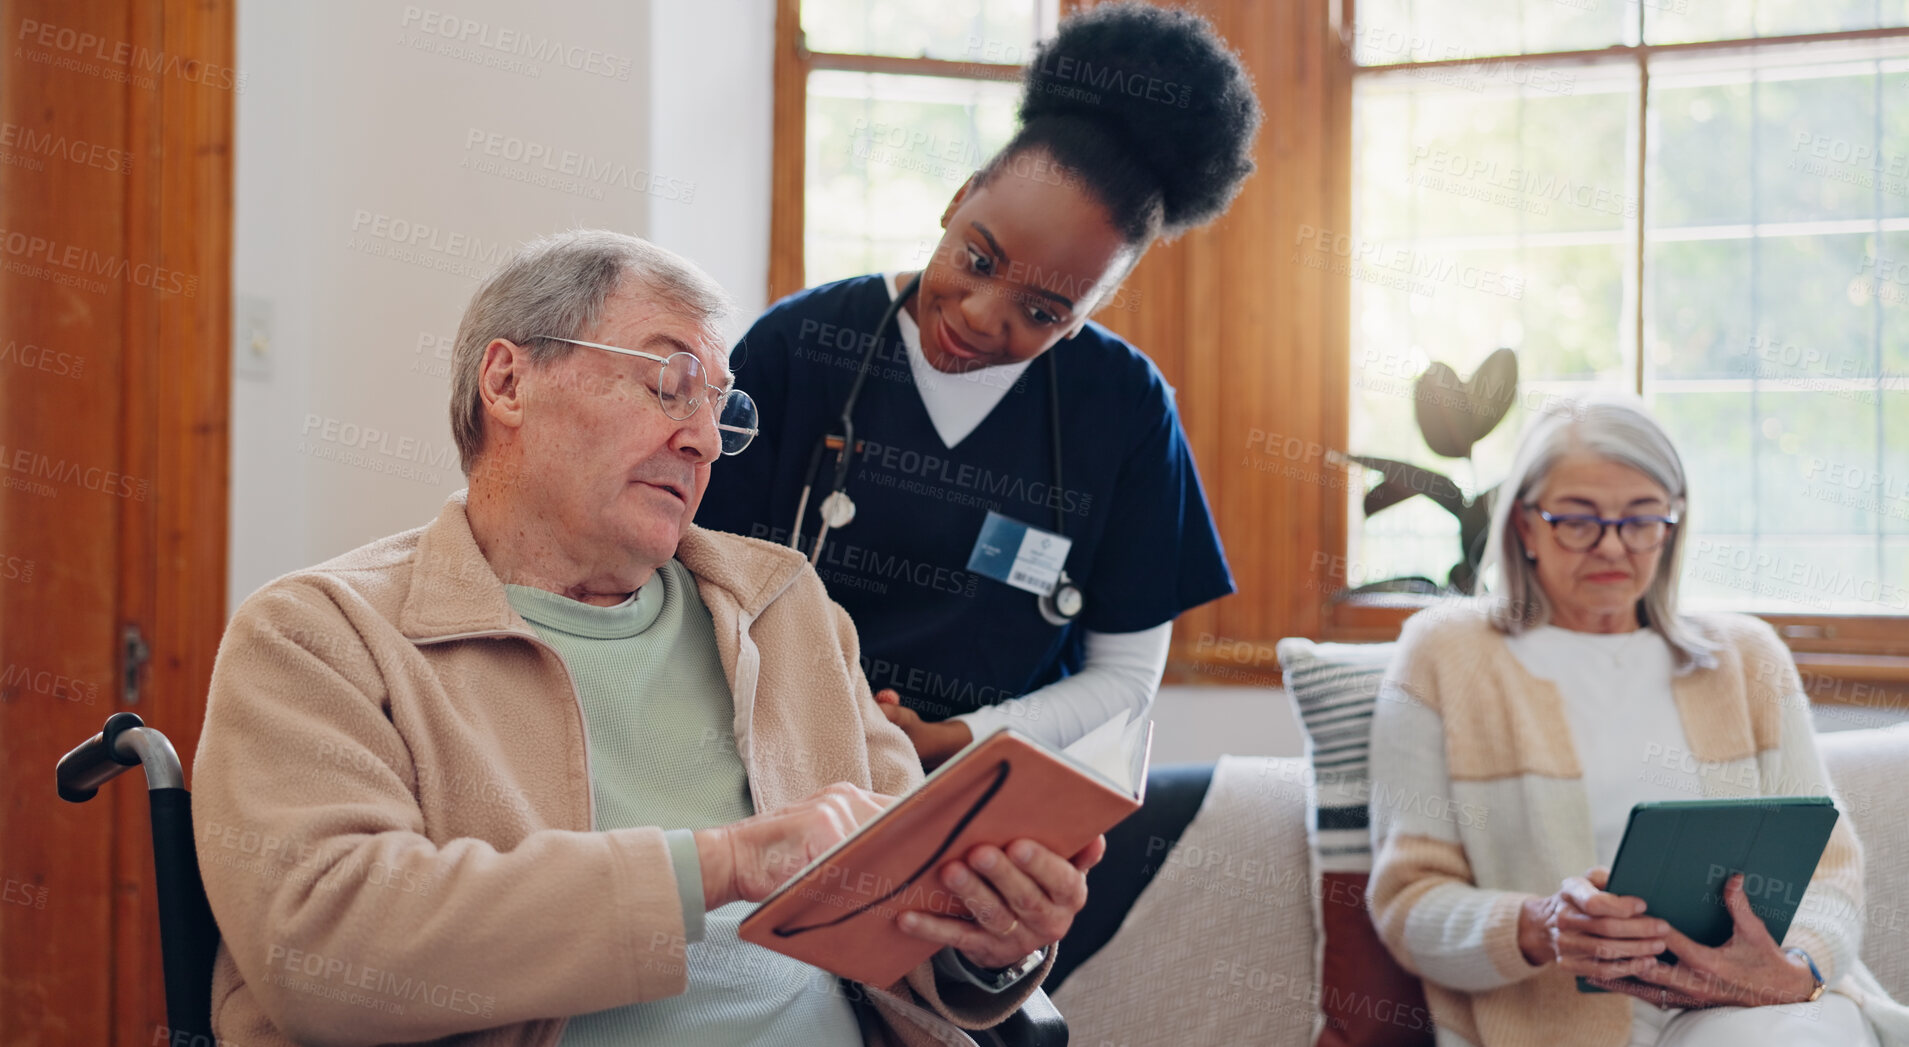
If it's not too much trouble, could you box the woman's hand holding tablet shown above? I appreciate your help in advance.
[1580,872,1820,1009]
[1523,866,1673,980]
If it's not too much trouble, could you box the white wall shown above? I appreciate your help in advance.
[229,1,317,611]
[230,0,774,610]
[649,2,775,325]
[1151,684,1303,763]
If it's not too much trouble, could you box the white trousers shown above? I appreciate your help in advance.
[1628,993,1879,1047]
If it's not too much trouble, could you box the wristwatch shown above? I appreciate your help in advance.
[935,946,1048,993]
[1785,947,1827,1002]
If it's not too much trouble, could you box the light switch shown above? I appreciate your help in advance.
[235,294,274,381]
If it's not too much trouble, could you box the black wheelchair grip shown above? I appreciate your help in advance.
[980,987,1068,1047]
[149,787,218,1041]
[56,712,145,803]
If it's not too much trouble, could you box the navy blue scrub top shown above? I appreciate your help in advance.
[696,274,1233,722]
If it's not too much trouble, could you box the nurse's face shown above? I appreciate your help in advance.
[909,150,1135,373]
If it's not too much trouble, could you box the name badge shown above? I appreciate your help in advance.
[966,510,1073,596]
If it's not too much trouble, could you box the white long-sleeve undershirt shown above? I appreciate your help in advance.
[952,622,1172,749]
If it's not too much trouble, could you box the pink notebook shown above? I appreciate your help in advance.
[739,720,1151,986]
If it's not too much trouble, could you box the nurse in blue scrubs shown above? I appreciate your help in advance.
[697,2,1262,986]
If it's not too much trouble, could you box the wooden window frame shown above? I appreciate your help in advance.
[768,0,1905,710]
[769,0,1063,301]
[1327,13,1909,709]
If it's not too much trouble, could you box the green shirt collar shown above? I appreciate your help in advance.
[503,563,671,640]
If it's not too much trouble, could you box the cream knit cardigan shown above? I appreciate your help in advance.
[1368,601,1906,1047]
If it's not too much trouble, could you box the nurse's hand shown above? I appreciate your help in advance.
[897,835,1107,970]
[874,689,972,770]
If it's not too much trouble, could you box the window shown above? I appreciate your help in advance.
[1345,7,1909,620]
[780,0,1059,293]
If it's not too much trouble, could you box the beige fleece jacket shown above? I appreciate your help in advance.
[192,491,1051,1047]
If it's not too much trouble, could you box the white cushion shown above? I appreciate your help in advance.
[1818,724,1909,1000]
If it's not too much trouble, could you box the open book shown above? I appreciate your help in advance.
[737,712,1153,986]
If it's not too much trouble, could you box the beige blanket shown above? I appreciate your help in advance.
[1053,755,1319,1046]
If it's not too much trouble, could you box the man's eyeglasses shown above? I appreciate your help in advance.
[1529,507,1679,553]
[532,335,757,455]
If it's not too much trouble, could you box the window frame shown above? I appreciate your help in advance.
[1328,5,1909,705]
[767,0,1909,707]
[769,0,1061,301]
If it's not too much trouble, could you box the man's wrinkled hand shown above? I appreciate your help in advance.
[693,782,892,910]
[897,835,1107,970]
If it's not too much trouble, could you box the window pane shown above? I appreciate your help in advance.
[1880,229,1909,370]
[1646,0,1909,46]
[1759,62,1890,224]
[1646,42,1909,614]
[1345,68,1638,591]
[802,0,1043,63]
[805,70,1020,286]
[1658,394,1906,614]
[1889,390,1909,538]
[1645,239,1751,379]
[1353,0,1631,66]
[1650,80,1754,228]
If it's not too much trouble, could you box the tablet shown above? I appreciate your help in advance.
[1577,795,1838,993]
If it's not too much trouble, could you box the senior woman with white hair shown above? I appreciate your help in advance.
[1366,397,1901,1047]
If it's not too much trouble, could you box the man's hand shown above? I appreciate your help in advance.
[1586,874,1820,1010]
[896,835,1107,970]
[874,689,972,770]
[692,783,893,910]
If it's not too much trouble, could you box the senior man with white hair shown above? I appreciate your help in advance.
[194,230,1099,1047]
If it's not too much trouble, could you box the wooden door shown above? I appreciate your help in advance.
[0,1,232,1043]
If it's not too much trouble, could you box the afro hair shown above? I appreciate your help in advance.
[994,2,1262,242]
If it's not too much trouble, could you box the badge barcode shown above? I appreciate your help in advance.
[1010,569,1043,588]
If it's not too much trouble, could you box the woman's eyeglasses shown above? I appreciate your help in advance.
[1530,507,1679,553]
[532,335,758,455]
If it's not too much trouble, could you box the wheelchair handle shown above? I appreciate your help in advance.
[57,712,186,802]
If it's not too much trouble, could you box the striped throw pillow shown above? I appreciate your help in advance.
[1276,638,1397,874]
[1277,638,1435,1047]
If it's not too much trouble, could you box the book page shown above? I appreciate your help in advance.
[1059,709,1146,794]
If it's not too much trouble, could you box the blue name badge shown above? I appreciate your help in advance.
[967,511,1073,596]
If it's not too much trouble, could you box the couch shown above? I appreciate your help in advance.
[1052,720,1909,1047]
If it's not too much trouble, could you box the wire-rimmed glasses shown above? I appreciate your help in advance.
[533,335,757,455]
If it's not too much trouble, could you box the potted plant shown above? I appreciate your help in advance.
[1338,347,1517,596]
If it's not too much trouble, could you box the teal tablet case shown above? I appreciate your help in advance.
[1576,796,1838,993]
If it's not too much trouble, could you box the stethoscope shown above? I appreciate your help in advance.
[788,274,1084,626]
